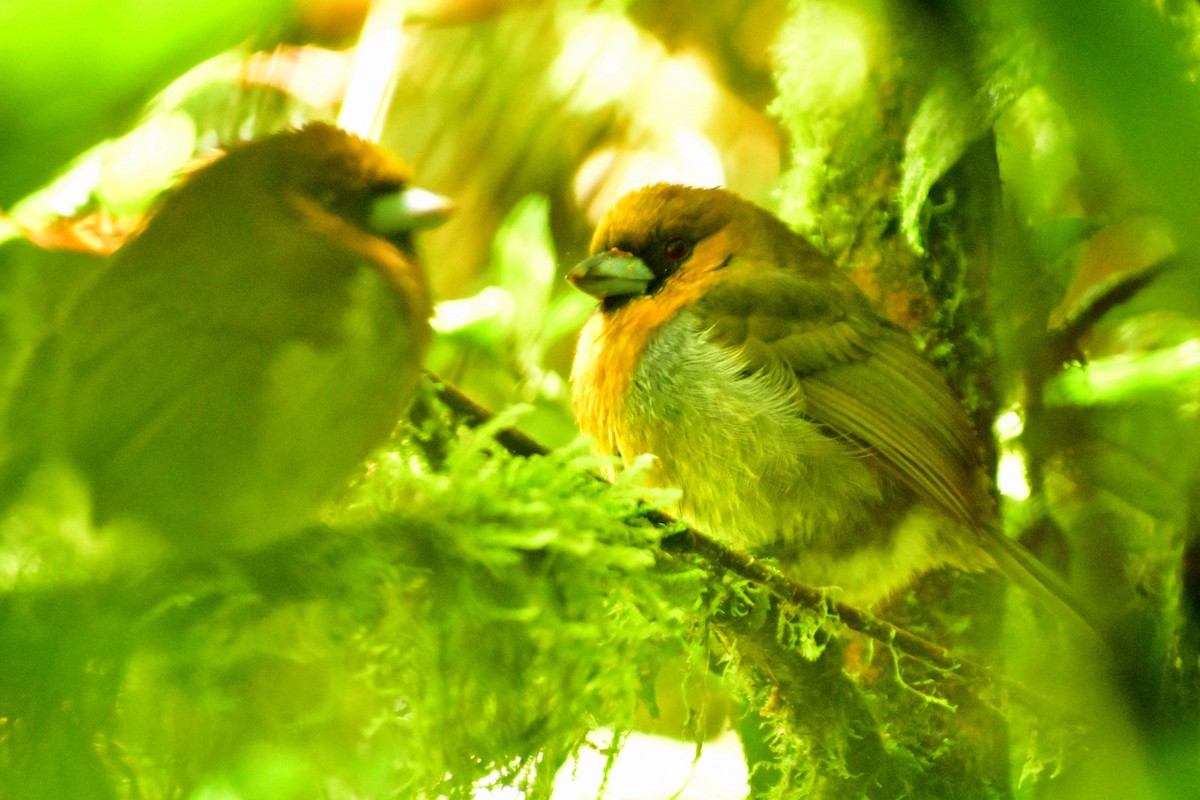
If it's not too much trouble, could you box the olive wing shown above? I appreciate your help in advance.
[696,269,980,525]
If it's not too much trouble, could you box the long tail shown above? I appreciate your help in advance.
[979,524,1105,641]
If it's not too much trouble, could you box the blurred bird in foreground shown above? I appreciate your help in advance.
[0,123,449,546]
[569,183,1089,624]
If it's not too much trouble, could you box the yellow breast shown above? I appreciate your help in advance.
[570,229,732,458]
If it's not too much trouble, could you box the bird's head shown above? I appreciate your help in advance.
[172,123,453,255]
[567,184,822,313]
[132,123,452,334]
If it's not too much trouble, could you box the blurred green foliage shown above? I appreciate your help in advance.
[428,194,594,447]
[0,0,295,208]
[2,0,1200,798]
[0,407,707,798]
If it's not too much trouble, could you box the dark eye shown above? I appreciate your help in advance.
[663,238,691,261]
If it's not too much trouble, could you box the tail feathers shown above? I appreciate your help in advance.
[980,525,1103,641]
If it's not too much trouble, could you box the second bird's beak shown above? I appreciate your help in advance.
[567,251,655,299]
[370,187,454,234]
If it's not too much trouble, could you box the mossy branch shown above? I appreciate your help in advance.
[427,374,1059,716]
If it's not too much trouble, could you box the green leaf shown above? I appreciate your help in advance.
[0,0,294,206]
[900,27,1034,253]
[1044,339,1200,408]
[494,194,558,341]
[1028,0,1200,261]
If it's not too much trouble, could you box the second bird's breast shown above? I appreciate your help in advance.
[594,310,884,552]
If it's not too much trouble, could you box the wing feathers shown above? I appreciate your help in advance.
[698,270,981,525]
[802,332,979,524]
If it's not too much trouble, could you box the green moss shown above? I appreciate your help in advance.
[0,409,710,798]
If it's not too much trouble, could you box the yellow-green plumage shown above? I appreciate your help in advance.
[0,124,445,547]
[571,184,1087,617]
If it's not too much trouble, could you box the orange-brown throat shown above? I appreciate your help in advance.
[572,226,732,454]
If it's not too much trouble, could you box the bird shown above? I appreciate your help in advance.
[568,182,1088,621]
[0,123,450,547]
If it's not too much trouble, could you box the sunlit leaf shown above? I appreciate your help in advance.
[900,30,1033,253]
[0,0,294,207]
[1045,339,1200,407]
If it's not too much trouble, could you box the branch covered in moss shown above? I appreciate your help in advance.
[427,375,1064,716]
